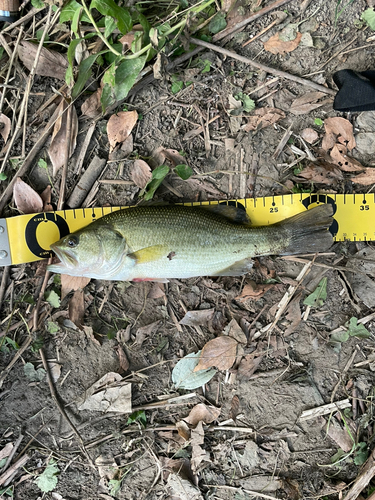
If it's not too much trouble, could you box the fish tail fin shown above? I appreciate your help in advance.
[278,204,334,255]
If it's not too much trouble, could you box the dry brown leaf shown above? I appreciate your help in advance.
[290,92,331,115]
[237,352,264,380]
[13,178,43,214]
[61,274,90,301]
[40,185,53,212]
[147,282,165,299]
[190,421,209,475]
[235,280,277,302]
[0,442,13,460]
[18,41,68,80]
[184,403,221,427]
[330,144,364,172]
[284,294,302,335]
[296,161,343,185]
[135,320,160,347]
[179,309,214,327]
[120,134,133,155]
[0,113,11,144]
[351,167,375,186]
[229,395,240,422]
[48,361,61,383]
[162,148,188,167]
[264,31,302,55]
[242,107,285,132]
[300,128,319,144]
[48,100,78,176]
[224,319,247,344]
[119,32,136,51]
[81,88,102,118]
[107,110,138,152]
[78,373,132,412]
[322,117,356,151]
[131,159,152,189]
[116,345,129,373]
[159,457,194,483]
[176,420,190,441]
[68,289,85,329]
[194,336,238,372]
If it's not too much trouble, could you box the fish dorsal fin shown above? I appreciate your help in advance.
[129,244,169,264]
[211,258,254,277]
[204,204,250,224]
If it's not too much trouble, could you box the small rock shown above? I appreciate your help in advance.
[355,132,375,155]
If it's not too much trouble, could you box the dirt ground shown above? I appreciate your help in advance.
[2,0,375,499]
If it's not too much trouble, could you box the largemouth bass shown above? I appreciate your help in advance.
[47,204,333,281]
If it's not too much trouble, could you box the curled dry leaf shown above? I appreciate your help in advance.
[300,128,319,144]
[224,319,247,344]
[61,274,90,301]
[184,403,221,427]
[119,33,135,51]
[48,100,78,177]
[131,159,152,189]
[229,395,240,422]
[147,282,165,299]
[242,107,285,132]
[179,309,215,328]
[162,149,187,167]
[135,320,160,347]
[264,31,302,55]
[322,117,356,151]
[0,113,11,144]
[194,336,238,372]
[235,280,279,302]
[296,161,343,185]
[40,185,53,212]
[13,178,43,214]
[116,345,129,373]
[107,110,138,152]
[351,167,375,186]
[78,372,132,412]
[81,88,102,118]
[18,41,68,81]
[290,92,331,115]
[330,144,364,172]
[237,352,264,380]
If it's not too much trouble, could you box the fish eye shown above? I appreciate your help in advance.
[67,235,79,248]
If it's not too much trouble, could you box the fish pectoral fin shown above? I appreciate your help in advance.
[211,258,254,277]
[129,245,169,264]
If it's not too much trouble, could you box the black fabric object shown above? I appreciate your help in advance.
[333,69,375,112]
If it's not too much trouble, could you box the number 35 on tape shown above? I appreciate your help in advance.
[0,193,373,267]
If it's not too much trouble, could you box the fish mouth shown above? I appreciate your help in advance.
[48,243,78,271]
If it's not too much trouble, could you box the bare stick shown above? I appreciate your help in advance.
[0,455,29,486]
[0,7,53,174]
[0,434,23,473]
[39,348,95,467]
[342,449,375,500]
[1,7,45,33]
[213,0,293,41]
[0,266,10,311]
[190,37,336,96]
[67,155,106,208]
[298,399,351,422]
[57,101,72,210]
[0,28,24,114]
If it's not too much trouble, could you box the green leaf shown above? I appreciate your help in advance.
[47,321,60,334]
[71,53,100,99]
[235,92,255,113]
[0,458,7,468]
[24,362,46,382]
[66,38,82,87]
[71,6,83,34]
[127,410,146,426]
[38,158,48,169]
[60,0,90,23]
[330,329,349,344]
[35,462,59,493]
[109,479,122,496]
[354,442,368,466]
[314,117,323,126]
[90,0,132,34]
[104,15,117,38]
[45,290,61,308]
[201,59,211,74]
[175,164,193,180]
[31,0,45,8]
[36,29,49,42]
[100,62,117,112]
[362,8,375,30]
[114,55,146,100]
[346,317,371,339]
[303,277,327,308]
[0,173,7,181]
[142,164,169,201]
[172,350,217,390]
[171,80,183,94]
[330,447,347,464]
[208,12,227,34]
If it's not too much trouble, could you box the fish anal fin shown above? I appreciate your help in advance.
[132,277,169,283]
[211,258,254,277]
[129,245,169,264]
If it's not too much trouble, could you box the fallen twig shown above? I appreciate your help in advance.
[0,454,29,487]
[298,399,351,422]
[189,38,336,96]
[67,155,107,208]
[342,448,375,500]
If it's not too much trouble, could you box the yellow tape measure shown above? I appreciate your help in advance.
[0,193,373,267]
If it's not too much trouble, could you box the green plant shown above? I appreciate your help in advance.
[334,0,355,26]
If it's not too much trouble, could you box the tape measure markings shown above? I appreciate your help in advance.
[1,193,374,267]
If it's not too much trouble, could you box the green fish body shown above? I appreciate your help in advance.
[48,204,333,281]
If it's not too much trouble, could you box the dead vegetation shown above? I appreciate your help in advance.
[2,0,375,499]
